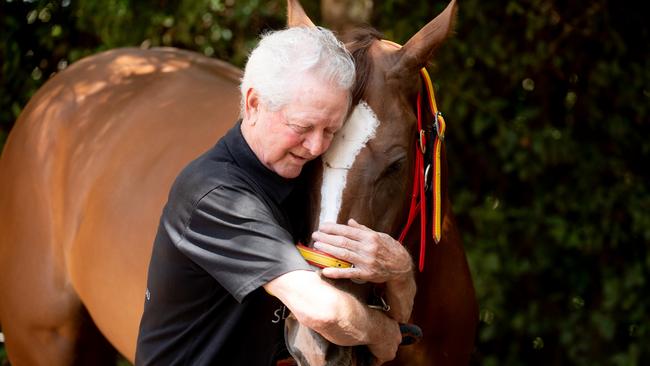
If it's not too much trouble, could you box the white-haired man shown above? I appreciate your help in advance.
[136,27,415,366]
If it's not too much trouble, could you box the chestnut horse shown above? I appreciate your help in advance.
[0,0,476,365]
[285,2,476,365]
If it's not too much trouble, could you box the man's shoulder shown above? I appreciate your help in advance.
[170,152,253,210]
[160,152,262,243]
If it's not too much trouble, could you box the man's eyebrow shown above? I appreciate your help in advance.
[288,120,314,129]
[289,122,312,128]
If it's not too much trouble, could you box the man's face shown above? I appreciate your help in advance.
[245,78,349,179]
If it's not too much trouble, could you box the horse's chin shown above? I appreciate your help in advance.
[285,313,360,366]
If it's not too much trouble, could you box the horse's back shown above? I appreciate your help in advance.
[0,47,241,363]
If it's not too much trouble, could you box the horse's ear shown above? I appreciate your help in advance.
[396,0,457,72]
[287,0,316,27]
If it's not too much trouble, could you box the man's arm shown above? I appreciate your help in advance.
[384,271,416,323]
[311,219,417,323]
[264,270,402,363]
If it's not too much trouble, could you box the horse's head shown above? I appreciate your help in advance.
[288,0,457,248]
[284,1,458,365]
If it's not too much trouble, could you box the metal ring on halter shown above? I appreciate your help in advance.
[423,164,432,191]
[418,130,426,154]
[367,294,391,312]
[435,112,445,139]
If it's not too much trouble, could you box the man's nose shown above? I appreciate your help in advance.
[304,132,328,157]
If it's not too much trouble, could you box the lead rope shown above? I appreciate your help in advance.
[398,67,446,272]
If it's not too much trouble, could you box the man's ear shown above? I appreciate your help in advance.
[244,88,260,126]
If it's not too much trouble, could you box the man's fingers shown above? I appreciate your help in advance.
[348,218,372,232]
[312,230,364,251]
[317,221,367,241]
[313,241,359,263]
[320,267,361,279]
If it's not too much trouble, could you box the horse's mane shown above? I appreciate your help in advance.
[343,27,383,106]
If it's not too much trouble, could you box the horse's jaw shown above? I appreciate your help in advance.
[285,313,353,366]
[284,277,374,366]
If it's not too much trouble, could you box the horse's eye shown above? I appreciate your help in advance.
[387,161,402,174]
[382,158,405,178]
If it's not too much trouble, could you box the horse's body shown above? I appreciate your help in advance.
[0,1,477,365]
[0,48,242,363]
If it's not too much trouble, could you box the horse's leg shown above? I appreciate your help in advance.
[0,237,117,366]
[0,166,117,365]
[2,305,117,366]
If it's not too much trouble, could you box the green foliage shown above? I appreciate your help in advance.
[432,0,649,364]
[0,0,648,365]
[377,0,649,364]
[0,0,289,136]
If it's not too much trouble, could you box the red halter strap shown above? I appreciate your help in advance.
[397,68,446,272]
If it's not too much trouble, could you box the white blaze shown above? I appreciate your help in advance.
[318,101,380,226]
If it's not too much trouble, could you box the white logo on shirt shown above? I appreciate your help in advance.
[272,306,289,323]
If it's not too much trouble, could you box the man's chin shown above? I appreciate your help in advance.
[275,165,303,179]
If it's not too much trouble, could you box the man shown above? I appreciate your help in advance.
[136,26,415,365]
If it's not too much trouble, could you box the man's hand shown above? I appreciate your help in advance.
[367,318,402,365]
[311,218,417,323]
[311,218,413,283]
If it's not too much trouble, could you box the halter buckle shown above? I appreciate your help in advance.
[435,112,446,140]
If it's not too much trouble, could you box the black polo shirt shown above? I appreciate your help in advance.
[135,122,314,365]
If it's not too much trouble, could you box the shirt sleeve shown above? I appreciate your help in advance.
[171,184,314,302]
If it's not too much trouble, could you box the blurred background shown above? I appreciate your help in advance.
[0,0,648,364]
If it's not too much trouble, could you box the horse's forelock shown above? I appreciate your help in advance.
[343,27,383,107]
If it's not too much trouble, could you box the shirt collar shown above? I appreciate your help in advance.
[223,121,297,203]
